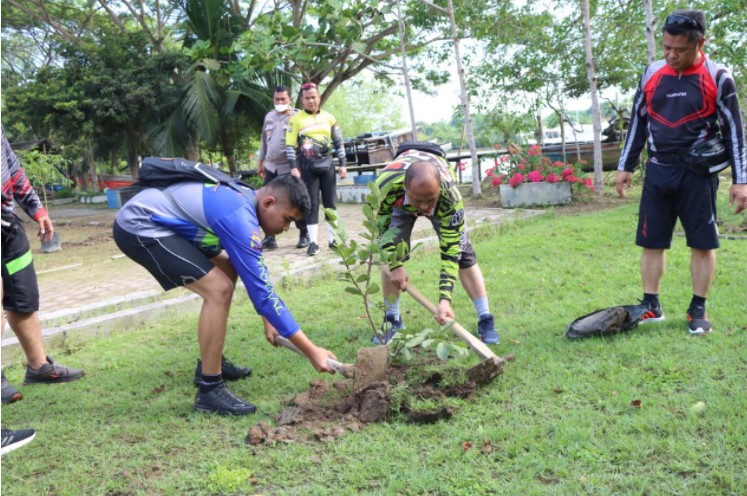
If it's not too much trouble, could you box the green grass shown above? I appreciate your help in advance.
[2,194,746,495]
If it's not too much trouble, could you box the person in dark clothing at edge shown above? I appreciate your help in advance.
[616,9,747,335]
[113,173,337,415]
[285,82,348,256]
[257,85,310,251]
[2,126,85,405]
[2,126,85,454]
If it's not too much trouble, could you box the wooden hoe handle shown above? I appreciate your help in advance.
[405,284,497,361]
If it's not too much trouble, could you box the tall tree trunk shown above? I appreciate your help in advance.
[398,0,417,136]
[644,0,657,64]
[81,171,90,192]
[582,0,603,193]
[535,100,543,145]
[446,0,481,195]
[221,130,237,175]
[87,139,99,193]
[558,108,567,164]
[185,134,200,161]
[126,135,140,179]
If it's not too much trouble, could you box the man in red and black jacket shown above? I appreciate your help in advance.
[616,9,747,336]
[2,126,85,405]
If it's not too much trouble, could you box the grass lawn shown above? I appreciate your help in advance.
[1,191,745,495]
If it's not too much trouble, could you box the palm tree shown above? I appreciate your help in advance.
[152,0,285,173]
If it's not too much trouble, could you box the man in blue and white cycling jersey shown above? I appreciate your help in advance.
[114,173,337,415]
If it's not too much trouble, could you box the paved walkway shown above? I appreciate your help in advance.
[2,199,534,357]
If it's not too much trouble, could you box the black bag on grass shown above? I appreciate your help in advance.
[565,304,648,339]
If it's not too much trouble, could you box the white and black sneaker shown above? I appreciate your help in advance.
[687,305,712,335]
[194,383,257,415]
[1,428,36,455]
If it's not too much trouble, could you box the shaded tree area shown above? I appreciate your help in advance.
[3,26,186,189]
[461,0,746,119]
[2,0,744,187]
[1,0,449,181]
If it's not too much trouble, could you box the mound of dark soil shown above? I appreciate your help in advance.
[245,355,510,446]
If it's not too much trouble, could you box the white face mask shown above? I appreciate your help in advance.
[274,104,289,113]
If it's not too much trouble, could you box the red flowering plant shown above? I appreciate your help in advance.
[486,143,594,191]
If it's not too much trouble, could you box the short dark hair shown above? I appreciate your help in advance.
[265,174,310,219]
[663,10,706,45]
[274,85,290,97]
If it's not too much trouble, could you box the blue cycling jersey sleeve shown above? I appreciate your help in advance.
[204,186,300,338]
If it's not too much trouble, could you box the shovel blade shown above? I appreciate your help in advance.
[466,356,504,387]
[352,346,390,393]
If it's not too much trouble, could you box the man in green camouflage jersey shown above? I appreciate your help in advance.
[374,145,499,345]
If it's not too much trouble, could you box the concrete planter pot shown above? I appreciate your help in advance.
[78,194,108,204]
[499,182,571,208]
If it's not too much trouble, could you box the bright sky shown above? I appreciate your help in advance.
[400,75,629,125]
[397,41,630,125]
[399,83,463,124]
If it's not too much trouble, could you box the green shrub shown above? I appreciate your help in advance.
[54,187,75,198]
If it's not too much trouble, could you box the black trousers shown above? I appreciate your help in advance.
[300,165,337,225]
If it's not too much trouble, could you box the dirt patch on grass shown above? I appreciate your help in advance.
[718,217,747,235]
[245,380,388,445]
[63,233,114,248]
[245,357,497,446]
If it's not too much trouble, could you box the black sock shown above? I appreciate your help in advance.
[199,373,223,394]
[643,293,659,307]
[690,295,706,309]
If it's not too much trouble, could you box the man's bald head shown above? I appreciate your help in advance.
[404,160,440,191]
[404,160,441,215]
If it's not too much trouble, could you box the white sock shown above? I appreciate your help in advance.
[473,296,490,317]
[308,224,319,244]
[384,296,400,317]
[326,222,335,243]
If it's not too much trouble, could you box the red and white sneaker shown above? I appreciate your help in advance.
[639,301,665,324]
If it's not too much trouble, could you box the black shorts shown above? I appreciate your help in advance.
[113,221,216,290]
[636,161,720,250]
[2,221,40,313]
[389,209,477,269]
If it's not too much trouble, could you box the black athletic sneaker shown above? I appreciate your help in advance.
[477,314,500,344]
[687,305,712,335]
[639,301,665,324]
[262,236,278,250]
[1,428,36,455]
[23,356,85,385]
[194,383,257,415]
[193,356,252,386]
[307,242,319,256]
[296,233,310,249]
[1,371,22,404]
